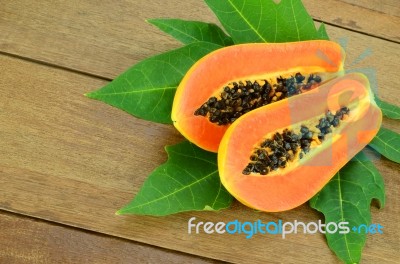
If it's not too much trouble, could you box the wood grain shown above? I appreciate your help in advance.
[0,0,399,263]
[303,0,400,42]
[338,0,400,18]
[0,211,219,264]
[0,0,398,81]
[0,52,399,263]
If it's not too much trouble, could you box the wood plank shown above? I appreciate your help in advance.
[0,1,399,81]
[0,52,399,264]
[338,0,400,18]
[0,211,219,264]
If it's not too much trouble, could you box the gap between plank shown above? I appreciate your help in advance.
[0,50,112,82]
[0,208,227,264]
[314,18,400,45]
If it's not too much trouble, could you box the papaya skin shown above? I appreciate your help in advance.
[172,40,345,152]
[218,73,382,212]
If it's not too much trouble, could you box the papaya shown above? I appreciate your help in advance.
[218,73,382,212]
[172,40,345,152]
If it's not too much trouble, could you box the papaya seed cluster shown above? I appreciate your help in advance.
[194,73,322,125]
[243,106,350,175]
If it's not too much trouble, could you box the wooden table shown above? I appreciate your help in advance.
[1,1,399,263]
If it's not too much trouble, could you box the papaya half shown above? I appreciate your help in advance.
[218,73,382,212]
[172,40,345,152]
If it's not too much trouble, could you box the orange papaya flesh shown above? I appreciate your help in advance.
[218,73,382,212]
[172,40,345,152]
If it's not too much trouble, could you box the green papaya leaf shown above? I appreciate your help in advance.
[375,97,400,119]
[117,141,233,216]
[317,23,329,40]
[310,151,385,264]
[275,0,326,41]
[204,0,327,44]
[369,127,400,163]
[147,18,234,46]
[86,42,221,124]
